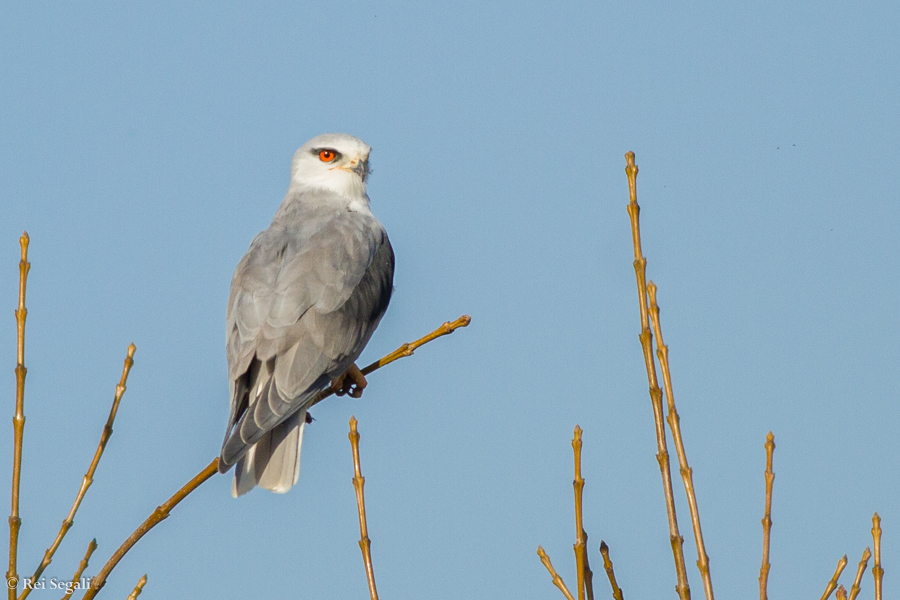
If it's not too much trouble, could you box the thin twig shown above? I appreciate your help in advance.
[349,417,379,600]
[7,232,30,600]
[599,541,624,600]
[648,282,714,600]
[80,459,219,600]
[79,315,469,598]
[819,555,848,600]
[125,574,146,600]
[872,513,883,600]
[309,315,471,410]
[21,345,136,600]
[847,547,871,600]
[759,432,775,600]
[538,546,576,600]
[59,539,97,600]
[624,152,691,600]
[571,426,594,600]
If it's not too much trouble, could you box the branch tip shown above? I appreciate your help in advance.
[598,540,624,600]
[125,574,147,600]
[309,314,471,410]
[538,546,576,600]
[820,555,849,600]
[760,431,776,600]
[871,513,883,600]
[847,546,871,600]
[571,425,592,600]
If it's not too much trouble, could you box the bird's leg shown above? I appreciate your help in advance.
[330,363,368,398]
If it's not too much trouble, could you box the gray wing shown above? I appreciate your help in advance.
[219,205,393,471]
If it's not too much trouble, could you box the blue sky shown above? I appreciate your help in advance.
[1,1,898,598]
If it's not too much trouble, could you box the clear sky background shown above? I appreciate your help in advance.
[1,2,898,599]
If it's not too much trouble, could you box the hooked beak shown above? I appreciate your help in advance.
[338,155,370,182]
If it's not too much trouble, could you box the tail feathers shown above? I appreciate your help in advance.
[231,409,307,497]
[220,372,329,471]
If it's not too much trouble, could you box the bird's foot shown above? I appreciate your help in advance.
[330,363,368,398]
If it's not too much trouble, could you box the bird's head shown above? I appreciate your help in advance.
[290,133,372,199]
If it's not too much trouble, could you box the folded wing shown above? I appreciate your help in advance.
[219,201,393,495]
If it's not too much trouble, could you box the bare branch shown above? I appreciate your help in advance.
[847,547,871,600]
[624,152,690,600]
[7,232,30,600]
[819,555,848,600]
[125,574,146,600]
[76,315,469,597]
[538,546,576,600]
[872,513,883,600]
[309,315,471,410]
[759,432,775,600]
[349,417,379,600]
[571,426,593,600]
[21,345,136,600]
[80,460,218,600]
[648,282,714,600]
[599,541,624,600]
[59,539,97,600]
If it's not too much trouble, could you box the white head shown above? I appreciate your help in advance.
[289,133,372,199]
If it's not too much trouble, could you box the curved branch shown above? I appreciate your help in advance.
[79,314,470,598]
[80,460,218,600]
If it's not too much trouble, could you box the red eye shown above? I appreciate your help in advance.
[319,150,336,162]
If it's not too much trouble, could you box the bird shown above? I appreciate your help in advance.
[218,133,394,497]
